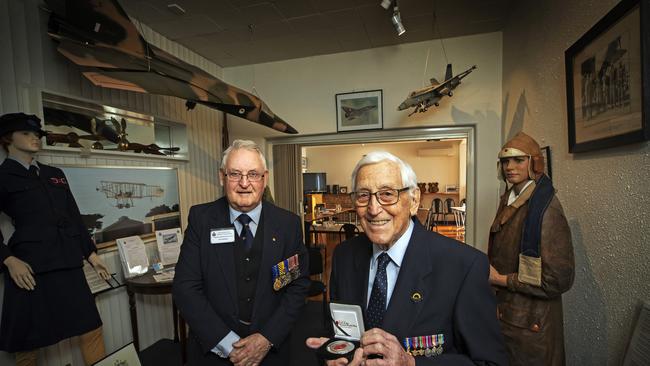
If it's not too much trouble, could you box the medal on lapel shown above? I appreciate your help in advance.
[272,254,300,291]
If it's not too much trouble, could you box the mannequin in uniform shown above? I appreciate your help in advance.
[488,132,574,365]
[0,113,109,366]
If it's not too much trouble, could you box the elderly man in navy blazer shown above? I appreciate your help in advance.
[173,139,309,366]
[308,151,507,366]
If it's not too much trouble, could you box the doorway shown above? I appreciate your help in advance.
[267,125,476,246]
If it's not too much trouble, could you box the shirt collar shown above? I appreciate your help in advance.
[371,219,414,268]
[229,201,263,225]
[507,180,534,206]
[8,156,38,171]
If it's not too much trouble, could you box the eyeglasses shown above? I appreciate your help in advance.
[224,171,265,182]
[350,187,410,207]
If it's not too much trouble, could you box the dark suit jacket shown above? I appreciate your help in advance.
[330,221,508,366]
[172,197,309,365]
[0,159,95,273]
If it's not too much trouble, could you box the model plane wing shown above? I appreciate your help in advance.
[44,0,297,134]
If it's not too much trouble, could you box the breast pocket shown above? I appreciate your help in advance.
[4,181,43,215]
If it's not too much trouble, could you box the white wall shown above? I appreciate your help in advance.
[305,141,460,192]
[502,0,649,364]
[224,32,503,250]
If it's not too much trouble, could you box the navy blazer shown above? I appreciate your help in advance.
[0,159,95,273]
[330,221,508,365]
[172,197,309,364]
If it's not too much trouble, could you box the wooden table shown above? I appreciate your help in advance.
[125,271,186,364]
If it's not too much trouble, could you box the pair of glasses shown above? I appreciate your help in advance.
[350,187,410,207]
[224,171,265,182]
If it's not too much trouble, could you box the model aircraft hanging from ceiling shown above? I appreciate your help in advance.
[42,0,298,134]
[398,64,477,116]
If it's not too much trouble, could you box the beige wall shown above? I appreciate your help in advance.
[305,141,461,193]
[224,32,503,250]
[502,0,649,364]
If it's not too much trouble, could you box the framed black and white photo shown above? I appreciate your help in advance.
[336,90,383,132]
[565,0,649,153]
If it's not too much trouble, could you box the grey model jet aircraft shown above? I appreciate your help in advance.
[398,64,477,116]
[342,105,377,120]
[43,0,297,134]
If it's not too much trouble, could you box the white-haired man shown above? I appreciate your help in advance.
[174,140,309,366]
[308,151,507,365]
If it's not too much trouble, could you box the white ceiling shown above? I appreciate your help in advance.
[121,0,513,67]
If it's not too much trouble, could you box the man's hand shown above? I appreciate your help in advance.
[4,256,36,290]
[489,265,508,287]
[229,333,272,366]
[305,338,365,366]
[88,252,111,280]
[360,328,415,366]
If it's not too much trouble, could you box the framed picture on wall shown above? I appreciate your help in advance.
[336,90,383,132]
[565,0,649,153]
[59,166,181,248]
[541,146,553,180]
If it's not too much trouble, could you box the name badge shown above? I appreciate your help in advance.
[210,228,235,244]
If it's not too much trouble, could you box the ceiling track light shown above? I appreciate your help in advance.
[391,5,406,36]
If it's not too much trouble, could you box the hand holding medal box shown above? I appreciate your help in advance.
[316,303,365,360]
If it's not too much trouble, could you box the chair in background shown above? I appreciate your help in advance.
[307,246,329,329]
[339,223,360,244]
[424,208,438,232]
[429,198,444,227]
[444,198,456,224]
[460,198,467,207]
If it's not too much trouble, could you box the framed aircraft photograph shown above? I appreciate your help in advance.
[565,0,649,153]
[57,166,181,248]
[335,89,383,132]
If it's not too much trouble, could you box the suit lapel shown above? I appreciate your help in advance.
[382,223,434,336]
[251,202,282,322]
[353,237,372,315]
[211,199,238,310]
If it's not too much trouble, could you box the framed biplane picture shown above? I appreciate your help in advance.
[58,166,181,247]
[565,0,649,152]
[336,90,383,132]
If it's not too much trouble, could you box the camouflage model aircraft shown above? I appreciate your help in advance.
[43,0,297,134]
[398,64,477,116]
[342,105,377,120]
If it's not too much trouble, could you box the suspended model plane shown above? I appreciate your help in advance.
[398,64,477,116]
[43,0,297,134]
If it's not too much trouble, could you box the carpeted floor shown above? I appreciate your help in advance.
[138,301,328,366]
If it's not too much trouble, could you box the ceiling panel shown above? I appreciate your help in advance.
[124,0,514,67]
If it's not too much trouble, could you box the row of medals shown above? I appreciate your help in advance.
[404,335,444,357]
[272,260,300,291]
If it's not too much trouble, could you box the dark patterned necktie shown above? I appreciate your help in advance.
[366,252,391,329]
[237,214,254,251]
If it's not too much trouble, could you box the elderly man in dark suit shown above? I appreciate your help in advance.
[307,151,507,366]
[173,139,309,366]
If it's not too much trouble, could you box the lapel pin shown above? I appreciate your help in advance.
[411,292,422,302]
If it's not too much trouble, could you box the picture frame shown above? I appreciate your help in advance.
[541,146,553,180]
[336,90,383,132]
[565,0,649,153]
[58,166,181,248]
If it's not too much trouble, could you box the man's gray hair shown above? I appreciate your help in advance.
[351,151,418,195]
[221,139,267,170]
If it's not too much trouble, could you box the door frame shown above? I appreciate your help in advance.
[267,125,477,246]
